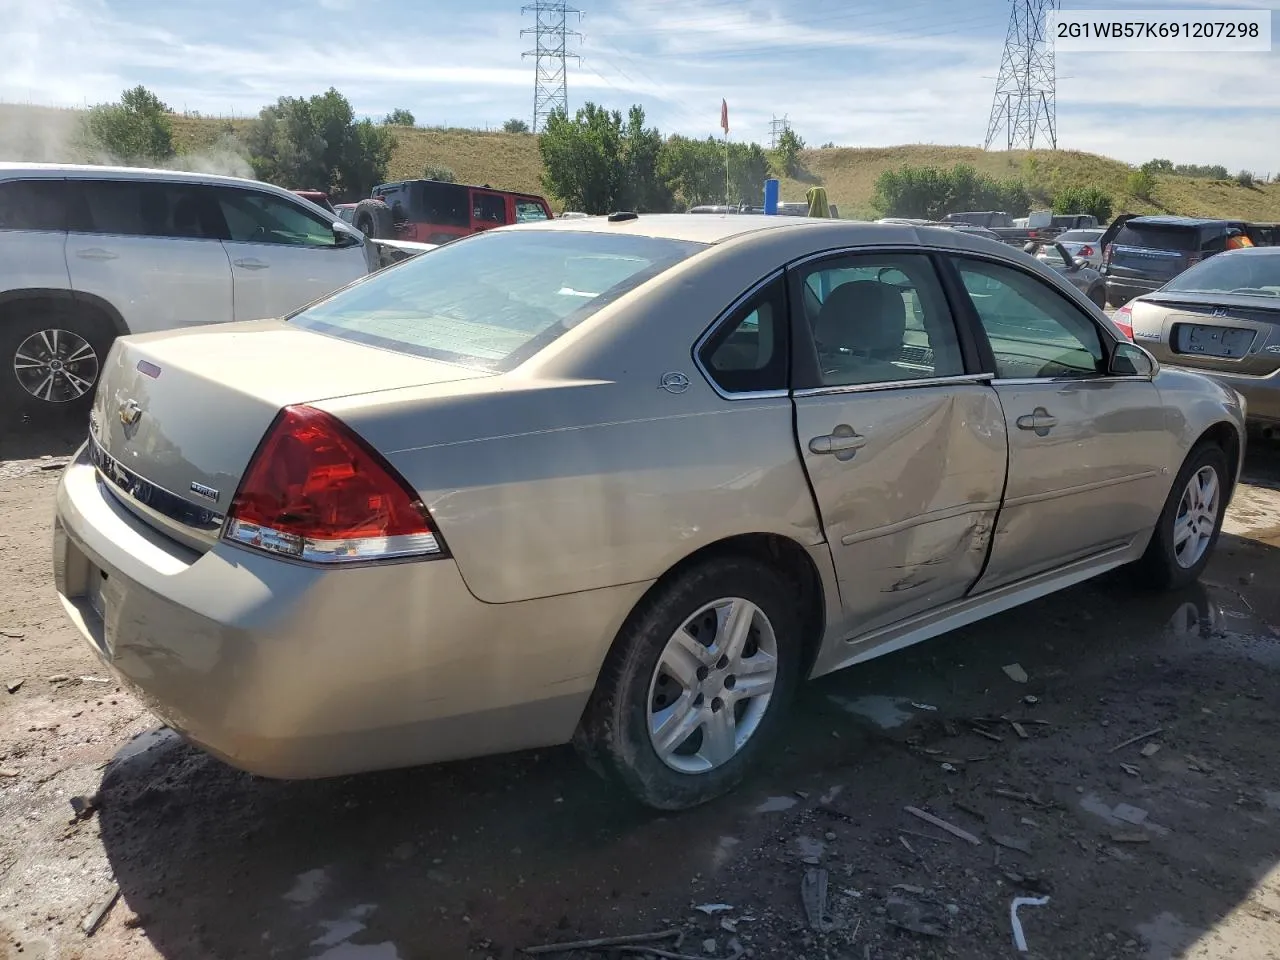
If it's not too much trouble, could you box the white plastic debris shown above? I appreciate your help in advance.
[1010,895,1051,951]
[695,904,734,915]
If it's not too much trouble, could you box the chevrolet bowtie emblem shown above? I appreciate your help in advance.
[118,398,142,426]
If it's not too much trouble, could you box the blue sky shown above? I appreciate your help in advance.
[5,0,1280,170]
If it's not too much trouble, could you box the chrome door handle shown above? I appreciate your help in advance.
[1016,408,1058,434]
[809,426,867,460]
[233,258,269,270]
[75,248,118,261]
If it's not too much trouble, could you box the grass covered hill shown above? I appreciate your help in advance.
[3,103,1278,221]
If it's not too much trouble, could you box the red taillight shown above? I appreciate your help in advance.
[1103,244,1113,265]
[1079,245,1094,257]
[224,405,443,564]
[1113,304,1134,340]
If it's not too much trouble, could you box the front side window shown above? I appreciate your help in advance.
[0,180,67,231]
[953,257,1105,380]
[515,199,549,223]
[699,276,788,394]
[218,189,336,247]
[75,180,221,239]
[794,253,965,388]
[289,230,705,372]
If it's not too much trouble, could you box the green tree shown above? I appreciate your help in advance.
[772,127,805,177]
[618,106,671,212]
[422,163,457,182]
[1127,166,1157,200]
[658,136,725,209]
[873,163,1029,219]
[1052,185,1114,222]
[247,88,395,199]
[1146,158,1174,173]
[384,108,416,126]
[1236,170,1256,188]
[84,85,175,164]
[503,118,531,134]
[538,103,626,214]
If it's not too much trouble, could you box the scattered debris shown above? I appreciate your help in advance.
[1111,832,1150,844]
[1009,896,1050,952]
[1120,763,1140,777]
[755,796,798,814]
[904,806,982,845]
[969,725,1005,744]
[40,458,71,471]
[1002,664,1029,684]
[1022,695,1039,705]
[991,789,1048,808]
[892,884,926,895]
[47,674,71,683]
[940,762,958,773]
[702,938,717,955]
[992,835,1032,855]
[899,828,953,845]
[524,930,682,955]
[1002,871,1051,894]
[5,679,24,694]
[911,702,938,711]
[719,918,737,934]
[694,904,733,916]
[801,868,839,933]
[1010,721,1029,739]
[0,768,18,778]
[0,631,25,639]
[886,894,948,937]
[1141,743,1162,758]
[1185,754,1213,773]
[1108,727,1163,754]
[82,883,121,936]
[1113,804,1149,826]
[954,800,988,822]
[79,676,112,684]
[70,794,100,820]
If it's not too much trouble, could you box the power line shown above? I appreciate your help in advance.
[521,1,583,133]
[984,0,1058,150]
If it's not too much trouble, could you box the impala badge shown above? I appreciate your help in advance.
[659,371,691,394]
[189,482,220,502]
[118,398,142,426]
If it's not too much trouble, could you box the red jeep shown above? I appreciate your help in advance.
[350,180,553,244]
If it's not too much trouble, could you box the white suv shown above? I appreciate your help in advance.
[0,163,374,419]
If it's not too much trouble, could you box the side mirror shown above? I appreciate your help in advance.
[1111,341,1156,378]
[333,220,361,247]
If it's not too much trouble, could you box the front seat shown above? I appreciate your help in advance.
[812,281,907,383]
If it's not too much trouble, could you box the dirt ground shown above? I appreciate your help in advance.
[4,424,1280,960]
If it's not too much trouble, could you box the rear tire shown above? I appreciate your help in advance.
[1133,442,1229,590]
[352,199,394,239]
[1088,285,1107,309]
[574,556,802,810]
[0,304,114,425]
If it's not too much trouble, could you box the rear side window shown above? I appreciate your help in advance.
[699,276,788,395]
[1114,224,1199,252]
[73,180,223,239]
[0,179,67,231]
[515,199,549,222]
[416,181,469,227]
[289,230,705,372]
[217,189,336,247]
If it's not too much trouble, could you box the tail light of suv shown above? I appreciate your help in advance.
[224,405,445,564]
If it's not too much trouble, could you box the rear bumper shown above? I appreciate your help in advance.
[1164,366,1280,425]
[1105,276,1164,303]
[53,446,645,778]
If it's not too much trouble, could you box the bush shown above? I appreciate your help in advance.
[772,127,806,177]
[84,85,175,164]
[873,163,1029,220]
[1052,185,1114,223]
[422,164,457,182]
[384,108,416,126]
[1127,167,1157,200]
[1236,170,1255,188]
[503,118,531,134]
[1172,163,1229,179]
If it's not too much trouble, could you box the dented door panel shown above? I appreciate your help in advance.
[792,384,1008,636]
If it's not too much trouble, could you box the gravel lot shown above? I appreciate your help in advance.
[4,424,1280,960]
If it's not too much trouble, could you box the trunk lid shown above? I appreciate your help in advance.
[1130,292,1280,376]
[89,319,488,551]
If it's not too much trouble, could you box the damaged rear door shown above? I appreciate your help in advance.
[788,251,1007,636]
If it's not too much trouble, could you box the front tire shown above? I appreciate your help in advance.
[1088,285,1107,309]
[575,557,802,810]
[1134,442,1229,590]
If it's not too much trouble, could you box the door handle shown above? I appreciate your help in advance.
[1016,407,1058,434]
[233,258,270,270]
[75,248,118,261]
[809,426,867,460]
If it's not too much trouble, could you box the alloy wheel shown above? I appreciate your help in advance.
[646,597,779,774]
[1173,464,1221,569]
[13,328,100,404]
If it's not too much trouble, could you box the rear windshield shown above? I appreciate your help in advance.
[1057,229,1103,243]
[1162,251,1280,298]
[289,230,705,371]
[1113,224,1200,252]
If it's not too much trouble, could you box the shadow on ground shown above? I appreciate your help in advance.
[90,457,1280,960]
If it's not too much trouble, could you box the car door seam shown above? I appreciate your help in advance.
[1003,470,1160,508]
[839,500,1004,546]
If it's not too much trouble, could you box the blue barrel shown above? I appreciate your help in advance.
[763,179,780,215]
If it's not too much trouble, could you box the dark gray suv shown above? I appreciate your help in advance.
[1102,215,1261,307]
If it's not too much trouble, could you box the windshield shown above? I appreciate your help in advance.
[1162,251,1280,297]
[1058,230,1103,243]
[288,230,705,371]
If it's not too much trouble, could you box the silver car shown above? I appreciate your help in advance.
[1026,239,1108,308]
[1054,227,1107,268]
[53,216,1245,810]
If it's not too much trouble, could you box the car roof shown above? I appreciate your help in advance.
[1126,215,1240,227]
[0,161,273,190]
[506,213,876,245]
